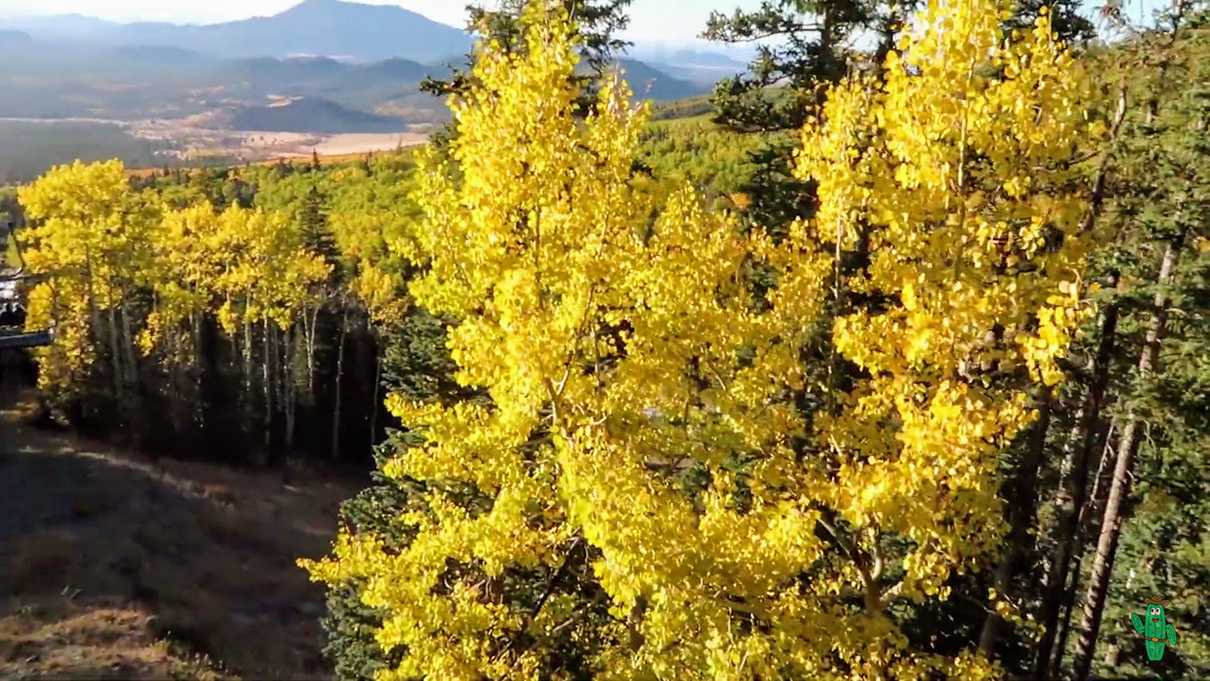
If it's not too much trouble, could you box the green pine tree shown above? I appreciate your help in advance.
[421,0,632,113]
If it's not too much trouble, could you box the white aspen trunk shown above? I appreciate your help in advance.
[369,350,381,450]
[263,317,273,450]
[106,306,125,404]
[243,313,255,458]
[285,324,297,453]
[307,304,321,394]
[120,302,138,391]
[331,307,349,461]
[191,311,205,430]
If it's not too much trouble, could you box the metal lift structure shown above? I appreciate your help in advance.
[0,217,54,350]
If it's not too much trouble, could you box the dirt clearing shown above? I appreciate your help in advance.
[0,392,360,680]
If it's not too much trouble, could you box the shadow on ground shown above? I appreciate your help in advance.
[0,390,358,680]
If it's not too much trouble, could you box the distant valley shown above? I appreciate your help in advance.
[0,0,742,182]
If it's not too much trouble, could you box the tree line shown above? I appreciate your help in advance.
[12,153,420,465]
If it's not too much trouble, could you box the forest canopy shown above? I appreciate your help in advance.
[4,0,1207,679]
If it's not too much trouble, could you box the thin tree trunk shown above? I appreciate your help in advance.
[191,311,205,430]
[369,350,381,451]
[274,323,287,419]
[82,247,104,362]
[307,304,321,394]
[263,317,273,450]
[243,315,253,397]
[242,314,254,454]
[106,306,125,404]
[979,393,1052,657]
[1034,279,1121,677]
[118,300,144,438]
[331,307,349,461]
[284,324,297,453]
[1052,423,1116,676]
[120,302,138,389]
[1071,234,1184,681]
[1028,85,1129,675]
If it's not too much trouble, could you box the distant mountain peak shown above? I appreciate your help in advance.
[287,0,343,10]
[284,0,422,16]
[244,0,470,62]
[4,0,470,63]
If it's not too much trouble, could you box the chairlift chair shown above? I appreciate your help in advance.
[0,217,54,350]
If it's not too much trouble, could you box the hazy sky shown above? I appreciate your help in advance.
[0,0,1168,46]
[0,0,769,46]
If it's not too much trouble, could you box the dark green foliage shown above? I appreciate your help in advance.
[970,8,1210,678]
[300,185,339,272]
[318,307,459,679]
[637,116,763,208]
[321,455,416,681]
[421,0,633,109]
[1081,12,1210,677]
[309,302,450,681]
[737,134,815,234]
[701,0,1093,237]
[1006,1,1096,46]
[477,0,632,76]
[320,580,397,681]
[704,0,1091,135]
[700,0,890,236]
[381,309,465,405]
[0,121,178,185]
[703,0,911,133]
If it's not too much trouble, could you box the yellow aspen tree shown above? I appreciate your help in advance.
[304,1,1099,678]
[131,201,232,436]
[208,204,331,340]
[206,203,330,449]
[18,160,159,404]
[796,0,1101,661]
[140,202,226,361]
[324,162,421,327]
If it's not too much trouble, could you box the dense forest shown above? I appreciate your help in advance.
[0,121,179,185]
[1,0,1207,679]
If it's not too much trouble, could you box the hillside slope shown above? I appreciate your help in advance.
[0,390,359,678]
[226,97,405,133]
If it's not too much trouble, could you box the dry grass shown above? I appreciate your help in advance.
[1,531,76,595]
[0,596,231,680]
[0,394,362,679]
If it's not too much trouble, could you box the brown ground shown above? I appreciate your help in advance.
[0,393,360,680]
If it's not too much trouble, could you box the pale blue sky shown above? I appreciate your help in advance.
[0,0,763,46]
[0,0,1171,47]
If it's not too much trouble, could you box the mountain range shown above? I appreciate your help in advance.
[2,0,747,79]
[0,29,32,46]
[0,0,732,130]
[4,0,471,63]
[0,0,748,180]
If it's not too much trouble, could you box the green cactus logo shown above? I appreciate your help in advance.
[1131,603,1179,662]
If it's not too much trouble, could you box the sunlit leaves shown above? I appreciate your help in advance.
[303,1,1100,678]
[18,160,158,400]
